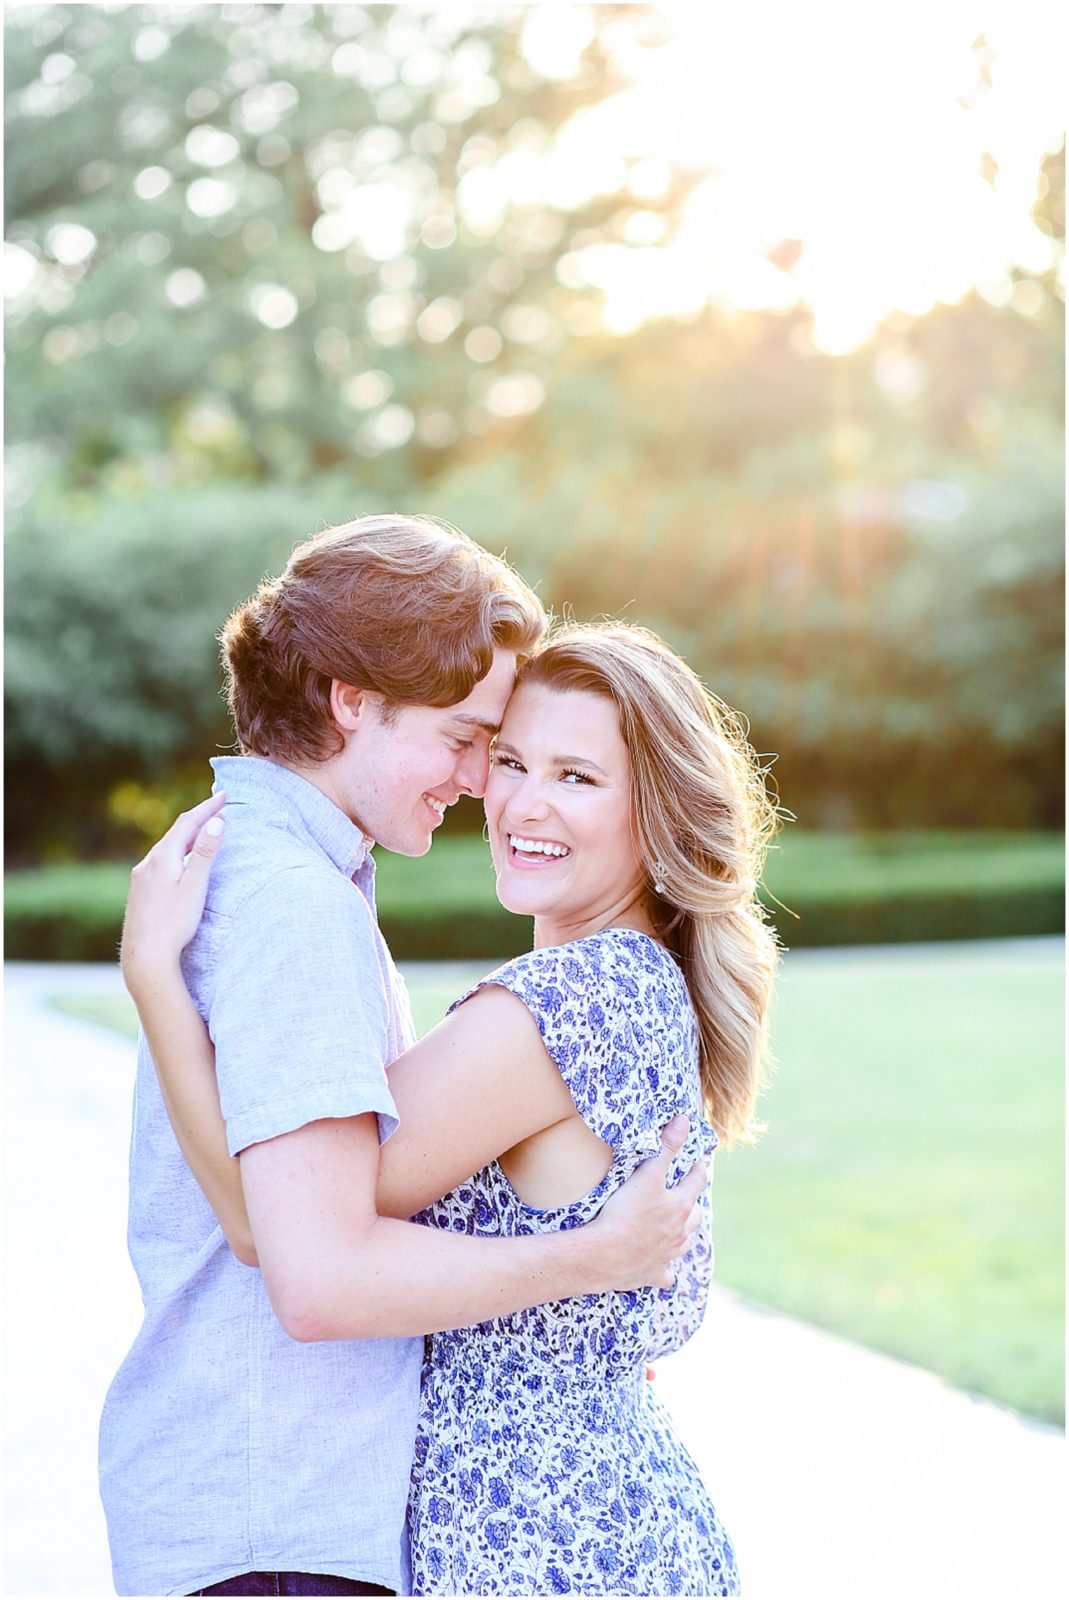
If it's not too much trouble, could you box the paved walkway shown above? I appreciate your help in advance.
[4,957,1066,1598]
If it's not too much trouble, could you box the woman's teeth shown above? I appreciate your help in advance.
[425,796,447,819]
[509,835,571,859]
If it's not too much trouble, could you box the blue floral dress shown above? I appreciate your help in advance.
[408,928,739,1597]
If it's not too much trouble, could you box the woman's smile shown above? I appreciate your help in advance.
[505,832,574,867]
[484,681,649,945]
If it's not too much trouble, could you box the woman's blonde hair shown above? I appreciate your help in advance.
[519,622,781,1147]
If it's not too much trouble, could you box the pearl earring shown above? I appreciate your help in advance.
[651,861,667,895]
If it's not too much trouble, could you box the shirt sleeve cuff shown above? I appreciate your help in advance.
[225,1081,400,1156]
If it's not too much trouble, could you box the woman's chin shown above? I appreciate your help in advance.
[495,874,549,918]
[495,886,530,916]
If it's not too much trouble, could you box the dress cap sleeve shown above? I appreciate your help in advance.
[449,929,717,1169]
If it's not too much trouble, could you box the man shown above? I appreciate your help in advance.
[101,515,702,1598]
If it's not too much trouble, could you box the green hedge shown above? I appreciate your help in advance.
[4,831,1063,962]
[377,830,1065,954]
[5,862,129,962]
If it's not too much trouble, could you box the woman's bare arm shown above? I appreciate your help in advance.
[123,795,591,1235]
[136,963,257,1263]
[129,955,578,1252]
[123,800,706,1314]
[121,793,256,1263]
[374,986,594,1218]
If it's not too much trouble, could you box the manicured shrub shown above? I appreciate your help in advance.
[5,832,1062,962]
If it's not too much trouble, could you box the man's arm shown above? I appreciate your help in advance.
[242,1111,700,1341]
[122,799,705,1339]
[131,949,703,1331]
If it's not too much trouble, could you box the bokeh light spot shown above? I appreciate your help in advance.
[165,268,207,309]
[185,125,240,168]
[248,283,299,329]
[186,178,238,219]
[345,370,394,409]
[465,325,504,362]
[45,224,97,266]
[417,297,463,343]
[134,166,172,201]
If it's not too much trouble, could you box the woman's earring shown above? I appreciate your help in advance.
[651,861,667,895]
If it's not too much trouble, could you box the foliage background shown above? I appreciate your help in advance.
[3,1,1064,1433]
[4,2,1065,868]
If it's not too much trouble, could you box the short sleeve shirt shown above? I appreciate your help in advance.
[99,758,422,1597]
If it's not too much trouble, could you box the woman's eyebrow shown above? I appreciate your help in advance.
[495,739,608,776]
[554,754,608,775]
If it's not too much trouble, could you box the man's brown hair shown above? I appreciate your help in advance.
[221,514,546,763]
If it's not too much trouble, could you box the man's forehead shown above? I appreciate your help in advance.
[443,649,517,733]
[450,710,502,735]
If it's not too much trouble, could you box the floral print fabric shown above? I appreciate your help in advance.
[408,928,740,1596]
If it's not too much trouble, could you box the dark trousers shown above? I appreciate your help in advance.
[189,1575,394,1597]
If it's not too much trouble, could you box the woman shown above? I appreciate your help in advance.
[123,622,779,1597]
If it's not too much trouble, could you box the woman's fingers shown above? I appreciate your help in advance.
[592,1111,710,1291]
[649,1115,690,1183]
[122,798,226,985]
[185,813,225,874]
[130,793,226,883]
[172,792,227,864]
[650,1113,709,1235]
[673,1154,710,1212]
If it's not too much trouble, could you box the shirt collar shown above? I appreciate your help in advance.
[209,756,373,877]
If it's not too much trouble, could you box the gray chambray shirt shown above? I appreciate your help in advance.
[99,757,423,1597]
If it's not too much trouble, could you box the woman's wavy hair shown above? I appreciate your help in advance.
[221,514,546,762]
[518,623,781,1147]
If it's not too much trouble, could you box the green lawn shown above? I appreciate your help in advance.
[50,992,141,1037]
[52,939,1064,1421]
[714,943,1064,1424]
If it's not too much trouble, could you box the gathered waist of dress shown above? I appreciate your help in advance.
[424,1335,650,1398]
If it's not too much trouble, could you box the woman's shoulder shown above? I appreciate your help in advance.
[568,927,689,1018]
[450,928,688,1031]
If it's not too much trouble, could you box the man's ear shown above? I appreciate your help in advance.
[330,680,366,733]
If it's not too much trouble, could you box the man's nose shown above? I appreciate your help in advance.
[455,743,492,800]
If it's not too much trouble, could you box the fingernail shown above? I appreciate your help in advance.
[205,817,224,836]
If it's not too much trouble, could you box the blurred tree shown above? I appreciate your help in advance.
[1032,141,1065,247]
[429,286,1064,829]
[4,8,1064,854]
[4,2,687,493]
[3,476,360,857]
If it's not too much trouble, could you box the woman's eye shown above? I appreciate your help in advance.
[494,754,523,771]
[561,768,592,784]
